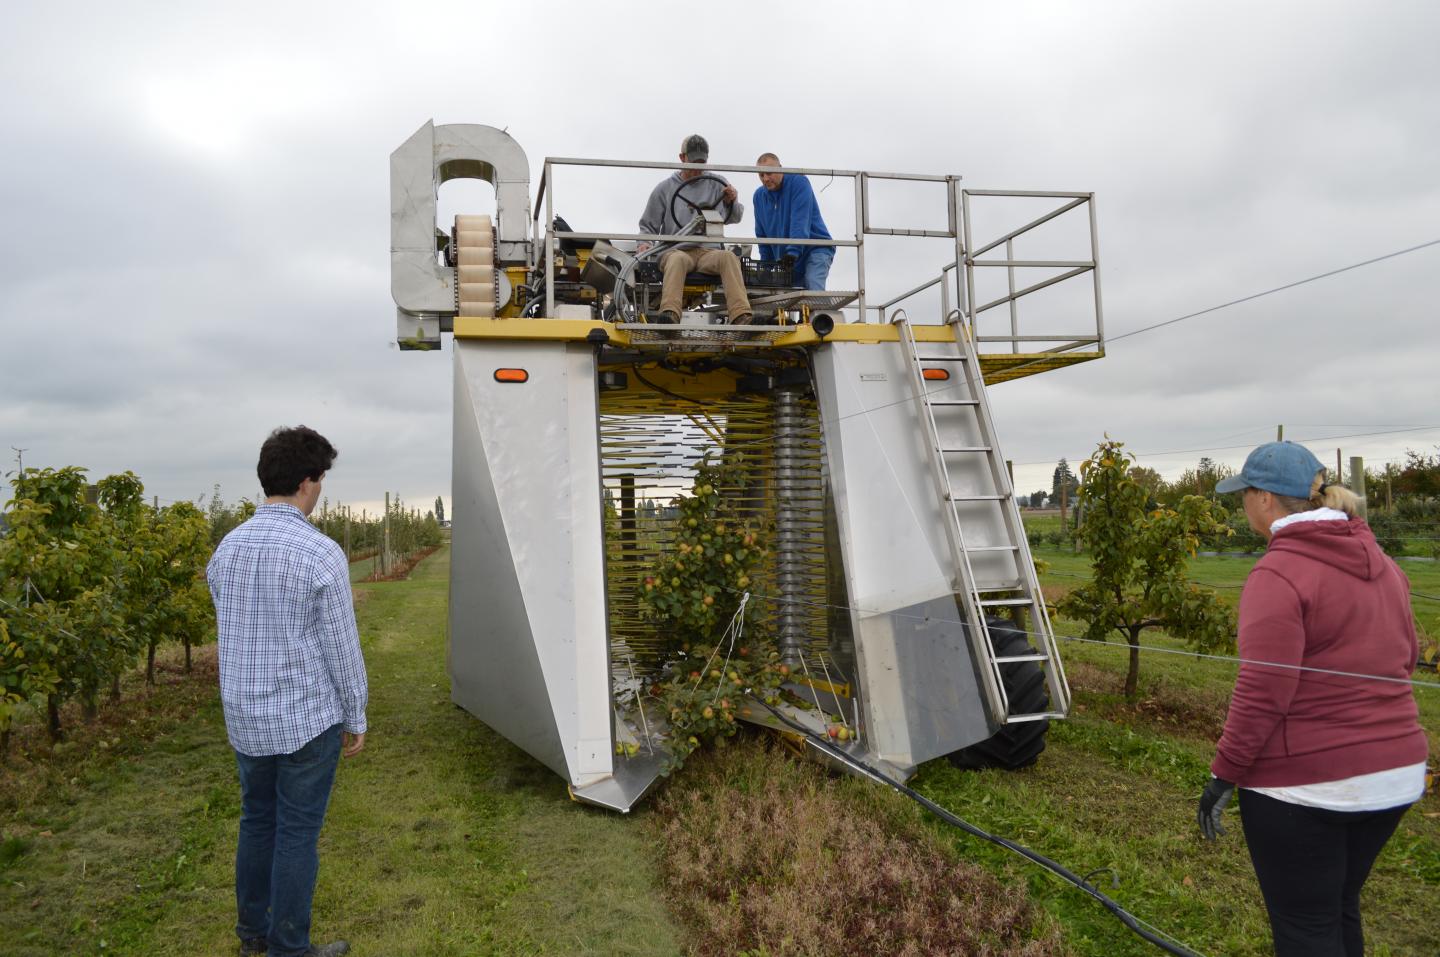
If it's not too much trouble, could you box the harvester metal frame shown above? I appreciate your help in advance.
[390,121,1105,811]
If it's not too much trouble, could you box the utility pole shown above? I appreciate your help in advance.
[1336,449,1343,486]
[11,447,26,475]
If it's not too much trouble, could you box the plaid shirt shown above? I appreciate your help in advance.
[207,503,368,756]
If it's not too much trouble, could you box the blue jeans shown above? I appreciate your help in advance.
[799,247,834,291]
[235,724,342,957]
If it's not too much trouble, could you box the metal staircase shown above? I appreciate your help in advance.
[894,313,1071,728]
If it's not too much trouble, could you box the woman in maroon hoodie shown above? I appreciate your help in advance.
[1198,441,1427,957]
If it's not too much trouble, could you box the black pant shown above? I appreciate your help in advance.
[1239,788,1410,957]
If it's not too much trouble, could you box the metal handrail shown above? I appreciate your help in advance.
[875,190,1103,358]
[527,157,1102,352]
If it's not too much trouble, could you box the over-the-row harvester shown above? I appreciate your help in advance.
[390,121,1105,811]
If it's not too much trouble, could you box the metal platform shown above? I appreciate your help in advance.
[616,321,795,347]
[749,290,859,311]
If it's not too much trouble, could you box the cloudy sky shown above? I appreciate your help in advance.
[2,0,1436,514]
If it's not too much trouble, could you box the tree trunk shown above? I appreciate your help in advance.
[1125,627,1142,700]
[81,688,98,722]
[0,727,10,759]
[184,638,192,674]
[47,695,64,742]
[146,640,157,685]
[110,674,122,702]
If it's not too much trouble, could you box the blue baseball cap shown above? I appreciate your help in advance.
[1215,441,1324,498]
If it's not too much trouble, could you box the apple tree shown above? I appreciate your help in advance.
[1057,440,1237,699]
[637,456,783,772]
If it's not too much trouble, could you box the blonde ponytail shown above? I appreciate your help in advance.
[1272,470,1362,517]
[1308,472,1361,517]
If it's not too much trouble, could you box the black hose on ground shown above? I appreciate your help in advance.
[752,698,1204,957]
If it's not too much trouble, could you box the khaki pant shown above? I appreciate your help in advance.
[659,247,752,321]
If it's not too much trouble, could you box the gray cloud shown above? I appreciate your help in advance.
[2,0,1437,515]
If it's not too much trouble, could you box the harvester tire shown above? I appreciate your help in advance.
[946,618,1050,771]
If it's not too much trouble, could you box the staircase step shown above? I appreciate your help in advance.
[1005,711,1066,723]
[944,493,1008,501]
[978,597,1032,607]
[994,653,1048,664]
[937,446,993,454]
[927,399,980,407]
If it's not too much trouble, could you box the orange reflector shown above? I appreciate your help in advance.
[494,368,529,383]
[922,368,950,381]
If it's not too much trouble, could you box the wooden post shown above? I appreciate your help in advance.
[1336,449,1343,486]
[344,508,352,561]
[1059,483,1068,532]
[383,492,391,575]
[1350,456,1367,519]
[1276,424,1284,441]
[1386,476,1392,512]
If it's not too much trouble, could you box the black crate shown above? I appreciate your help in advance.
[742,257,794,288]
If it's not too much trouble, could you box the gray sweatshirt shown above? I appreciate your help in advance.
[638,171,743,248]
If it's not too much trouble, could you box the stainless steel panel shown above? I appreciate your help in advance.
[812,341,999,766]
[450,339,613,788]
[570,751,666,813]
[391,121,532,318]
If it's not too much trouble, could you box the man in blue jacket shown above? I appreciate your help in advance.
[753,153,834,291]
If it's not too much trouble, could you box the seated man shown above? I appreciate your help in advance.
[754,152,834,291]
[638,134,752,324]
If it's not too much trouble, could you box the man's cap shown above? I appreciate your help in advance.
[1214,441,1324,498]
[681,134,709,162]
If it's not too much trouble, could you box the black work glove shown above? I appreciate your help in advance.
[1197,776,1235,841]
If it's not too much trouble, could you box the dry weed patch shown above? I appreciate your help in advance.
[1064,660,1228,740]
[654,738,1065,956]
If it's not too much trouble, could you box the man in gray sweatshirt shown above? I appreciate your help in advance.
[637,134,753,324]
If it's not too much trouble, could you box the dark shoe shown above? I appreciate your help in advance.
[304,944,350,957]
[731,312,754,325]
[239,938,267,956]
[655,310,680,324]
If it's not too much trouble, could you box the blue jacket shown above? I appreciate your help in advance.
[753,173,832,269]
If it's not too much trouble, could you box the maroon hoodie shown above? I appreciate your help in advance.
[1212,517,1427,787]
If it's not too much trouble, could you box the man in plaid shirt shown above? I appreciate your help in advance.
[208,426,368,957]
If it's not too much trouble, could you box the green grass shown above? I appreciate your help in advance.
[0,546,680,956]
[3,539,1437,956]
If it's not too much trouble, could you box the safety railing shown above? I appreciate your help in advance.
[879,190,1104,358]
[531,159,1103,358]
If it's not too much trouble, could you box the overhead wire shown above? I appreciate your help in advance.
[1104,237,1440,344]
[720,586,1440,690]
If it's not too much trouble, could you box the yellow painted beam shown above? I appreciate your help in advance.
[454,317,631,345]
[453,317,1102,384]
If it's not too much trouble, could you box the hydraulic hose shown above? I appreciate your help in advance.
[753,698,1203,957]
